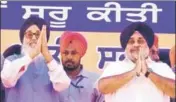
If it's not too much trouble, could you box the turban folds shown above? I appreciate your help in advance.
[120,22,154,49]
[60,32,87,57]
[19,16,50,43]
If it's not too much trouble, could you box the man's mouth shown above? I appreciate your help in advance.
[65,61,74,65]
[131,49,139,53]
[29,42,37,46]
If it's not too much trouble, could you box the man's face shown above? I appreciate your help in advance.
[23,25,40,49]
[125,31,149,62]
[61,44,82,71]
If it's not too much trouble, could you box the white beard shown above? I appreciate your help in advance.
[21,43,33,55]
[21,39,37,55]
[21,38,43,60]
[21,42,42,61]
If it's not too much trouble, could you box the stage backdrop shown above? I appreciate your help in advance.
[1,1,175,74]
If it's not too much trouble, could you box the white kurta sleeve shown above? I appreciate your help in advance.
[1,54,32,88]
[95,61,134,90]
[150,62,175,80]
[47,59,70,92]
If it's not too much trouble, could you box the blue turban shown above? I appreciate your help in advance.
[19,16,50,43]
[120,22,154,49]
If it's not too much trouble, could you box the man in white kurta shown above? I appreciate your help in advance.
[97,22,175,102]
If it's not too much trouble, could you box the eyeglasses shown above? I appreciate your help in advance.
[24,31,40,39]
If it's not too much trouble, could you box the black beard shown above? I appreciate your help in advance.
[63,65,79,72]
[63,66,79,72]
[62,60,81,72]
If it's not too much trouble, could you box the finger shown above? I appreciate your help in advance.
[37,25,46,49]
[37,26,46,44]
[138,47,143,72]
[140,47,146,60]
[41,25,46,35]
[137,47,141,61]
[139,47,142,61]
[43,28,47,43]
[41,25,47,45]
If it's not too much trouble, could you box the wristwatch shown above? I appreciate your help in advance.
[145,68,153,78]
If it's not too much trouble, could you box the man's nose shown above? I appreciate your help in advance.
[133,41,140,47]
[32,34,37,40]
[67,53,73,59]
